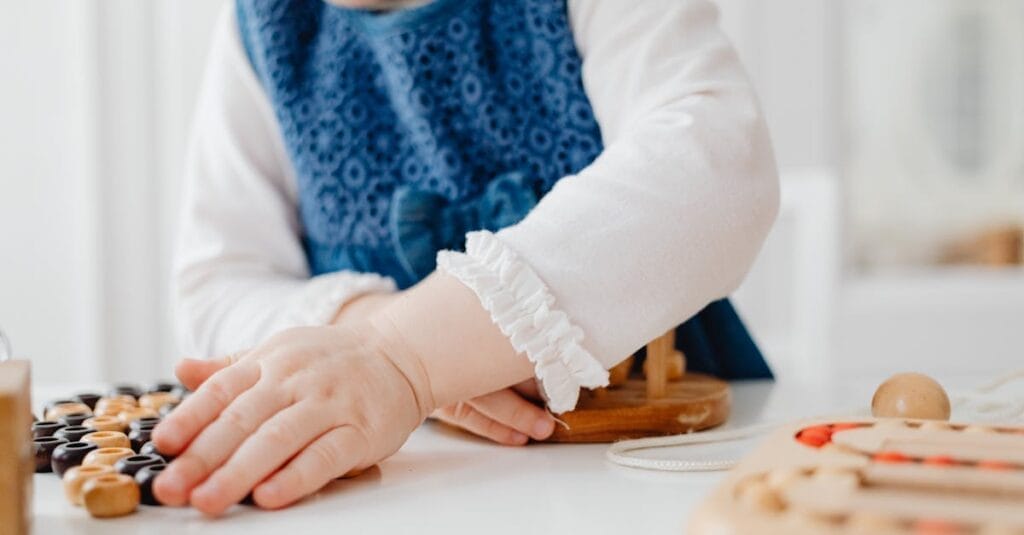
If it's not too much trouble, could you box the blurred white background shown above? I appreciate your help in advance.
[1,0,1022,386]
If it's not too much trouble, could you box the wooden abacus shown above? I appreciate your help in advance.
[545,329,730,443]
[0,359,32,535]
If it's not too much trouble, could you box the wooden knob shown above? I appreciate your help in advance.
[117,407,158,426]
[44,402,92,422]
[139,392,179,412]
[82,473,140,518]
[62,464,115,506]
[83,415,125,433]
[871,372,950,420]
[82,431,130,449]
[83,446,134,467]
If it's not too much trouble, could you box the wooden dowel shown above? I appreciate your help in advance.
[646,330,674,399]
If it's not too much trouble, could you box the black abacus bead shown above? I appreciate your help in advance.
[114,454,165,478]
[33,437,68,472]
[148,382,176,394]
[129,417,161,432]
[32,421,66,439]
[129,427,153,452]
[139,441,175,463]
[135,464,167,506]
[170,385,191,400]
[51,441,99,476]
[109,384,142,399]
[59,412,91,427]
[159,402,179,417]
[74,392,102,410]
[54,425,92,443]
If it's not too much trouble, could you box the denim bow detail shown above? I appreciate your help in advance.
[389,171,539,285]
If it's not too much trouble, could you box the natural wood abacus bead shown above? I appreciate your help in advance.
[94,399,134,418]
[84,415,125,433]
[82,431,130,449]
[117,407,158,426]
[62,464,115,506]
[44,402,93,422]
[138,392,179,412]
[83,447,134,468]
[82,473,140,518]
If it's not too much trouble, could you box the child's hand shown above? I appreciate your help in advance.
[151,324,431,515]
[432,380,555,445]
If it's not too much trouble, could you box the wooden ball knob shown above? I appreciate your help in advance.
[871,373,950,420]
[83,446,134,467]
[44,402,93,422]
[117,407,158,426]
[82,431,130,449]
[138,392,179,412]
[83,415,125,433]
[62,464,115,506]
[82,473,140,518]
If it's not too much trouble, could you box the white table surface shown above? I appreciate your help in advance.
[31,375,997,535]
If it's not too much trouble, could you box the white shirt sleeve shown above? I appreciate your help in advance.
[173,6,396,358]
[437,0,780,412]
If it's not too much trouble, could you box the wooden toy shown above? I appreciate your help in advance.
[129,427,153,452]
[546,330,729,442]
[135,464,166,506]
[117,407,158,426]
[83,447,134,468]
[0,359,32,535]
[689,373,1024,534]
[82,431,130,449]
[44,402,92,422]
[62,464,115,506]
[114,454,165,478]
[32,437,67,473]
[138,392,179,412]
[74,392,102,410]
[84,415,125,433]
[81,473,140,518]
[51,442,99,476]
[871,372,951,420]
[59,412,92,427]
[54,425,93,443]
[31,421,65,439]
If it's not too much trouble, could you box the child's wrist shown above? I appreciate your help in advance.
[365,307,438,420]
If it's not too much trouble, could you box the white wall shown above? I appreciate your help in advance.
[0,0,225,384]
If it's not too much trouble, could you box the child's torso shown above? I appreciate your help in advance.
[237,0,604,288]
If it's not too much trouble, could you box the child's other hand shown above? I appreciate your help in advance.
[151,324,429,515]
[432,380,555,445]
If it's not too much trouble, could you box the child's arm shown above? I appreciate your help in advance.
[172,6,396,357]
[155,0,778,514]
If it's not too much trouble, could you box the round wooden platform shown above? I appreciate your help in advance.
[545,373,731,443]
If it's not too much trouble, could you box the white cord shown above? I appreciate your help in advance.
[605,422,780,472]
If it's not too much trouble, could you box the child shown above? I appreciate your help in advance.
[152,0,779,515]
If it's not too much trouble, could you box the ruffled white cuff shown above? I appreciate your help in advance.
[437,231,609,413]
[276,271,397,329]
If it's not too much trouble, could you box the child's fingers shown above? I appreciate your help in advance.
[435,403,529,446]
[252,425,367,510]
[188,403,332,515]
[174,351,247,391]
[469,388,555,440]
[152,361,260,456]
[157,384,289,509]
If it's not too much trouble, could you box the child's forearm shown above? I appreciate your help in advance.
[370,272,536,413]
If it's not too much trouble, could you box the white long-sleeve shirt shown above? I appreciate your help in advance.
[174,0,779,412]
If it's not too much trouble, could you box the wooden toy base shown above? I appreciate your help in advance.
[545,373,730,443]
